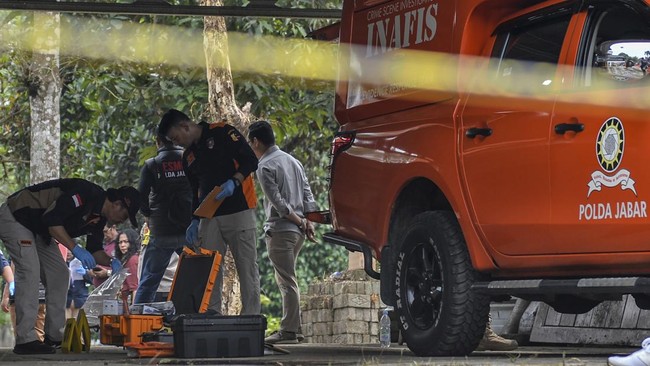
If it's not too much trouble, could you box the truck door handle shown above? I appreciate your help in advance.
[554,123,584,134]
[466,128,492,138]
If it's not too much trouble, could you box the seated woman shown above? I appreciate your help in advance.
[115,228,141,304]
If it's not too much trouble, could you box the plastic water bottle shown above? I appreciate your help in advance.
[329,271,343,280]
[379,308,391,348]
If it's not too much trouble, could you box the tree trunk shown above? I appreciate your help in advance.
[29,12,61,185]
[201,0,252,131]
[201,0,255,315]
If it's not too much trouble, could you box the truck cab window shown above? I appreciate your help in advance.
[491,15,571,91]
[584,6,650,87]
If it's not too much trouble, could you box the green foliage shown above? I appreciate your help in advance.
[261,293,280,335]
[0,1,347,320]
[59,57,209,188]
[0,48,32,197]
[0,310,9,326]
[1,12,210,196]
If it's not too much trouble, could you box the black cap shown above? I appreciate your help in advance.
[110,186,140,228]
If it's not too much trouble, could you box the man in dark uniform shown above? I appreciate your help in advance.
[0,178,139,354]
[158,109,261,315]
[135,132,192,304]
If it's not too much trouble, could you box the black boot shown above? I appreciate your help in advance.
[44,336,62,349]
[13,340,55,354]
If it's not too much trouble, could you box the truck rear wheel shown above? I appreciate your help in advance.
[394,211,489,356]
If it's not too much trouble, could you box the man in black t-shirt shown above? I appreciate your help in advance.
[0,178,139,354]
[158,109,261,315]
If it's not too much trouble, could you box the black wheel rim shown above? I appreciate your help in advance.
[403,238,443,330]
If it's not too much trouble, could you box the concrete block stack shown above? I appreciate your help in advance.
[301,269,382,344]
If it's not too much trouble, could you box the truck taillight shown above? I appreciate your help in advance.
[329,131,356,188]
[331,131,355,157]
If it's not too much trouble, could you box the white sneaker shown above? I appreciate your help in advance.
[609,338,650,366]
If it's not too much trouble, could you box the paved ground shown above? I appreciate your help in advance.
[0,343,635,365]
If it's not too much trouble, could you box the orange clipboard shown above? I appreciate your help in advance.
[193,186,224,218]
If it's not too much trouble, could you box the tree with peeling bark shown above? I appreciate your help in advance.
[202,0,252,130]
[29,12,62,184]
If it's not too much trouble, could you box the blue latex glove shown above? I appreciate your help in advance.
[111,258,122,274]
[215,179,236,201]
[74,267,87,276]
[186,219,200,245]
[72,244,96,269]
[8,281,14,297]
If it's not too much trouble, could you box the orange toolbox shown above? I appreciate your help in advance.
[100,314,164,346]
[99,247,222,346]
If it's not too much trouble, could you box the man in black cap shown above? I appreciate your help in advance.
[0,178,139,354]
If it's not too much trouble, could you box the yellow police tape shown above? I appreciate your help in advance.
[2,12,650,111]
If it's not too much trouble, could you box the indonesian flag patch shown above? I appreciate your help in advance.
[72,194,83,207]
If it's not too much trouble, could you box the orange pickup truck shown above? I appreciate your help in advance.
[322,0,650,356]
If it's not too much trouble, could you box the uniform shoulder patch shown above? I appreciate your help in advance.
[209,122,226,129]
[229,130,239,142]
[186,151,195,166]
[72,194,83,207]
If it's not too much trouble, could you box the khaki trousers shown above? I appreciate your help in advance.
[199,209,260,315]
[0,203,69,344]
[265,230,304,333]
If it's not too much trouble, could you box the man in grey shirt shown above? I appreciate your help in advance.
[248,121,317,344]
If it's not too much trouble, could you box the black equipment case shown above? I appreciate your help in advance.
[172,313,267,358]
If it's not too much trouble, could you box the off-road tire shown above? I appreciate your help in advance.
[394,211,490,356]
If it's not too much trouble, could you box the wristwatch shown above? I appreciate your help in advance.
[299,218,307,232]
